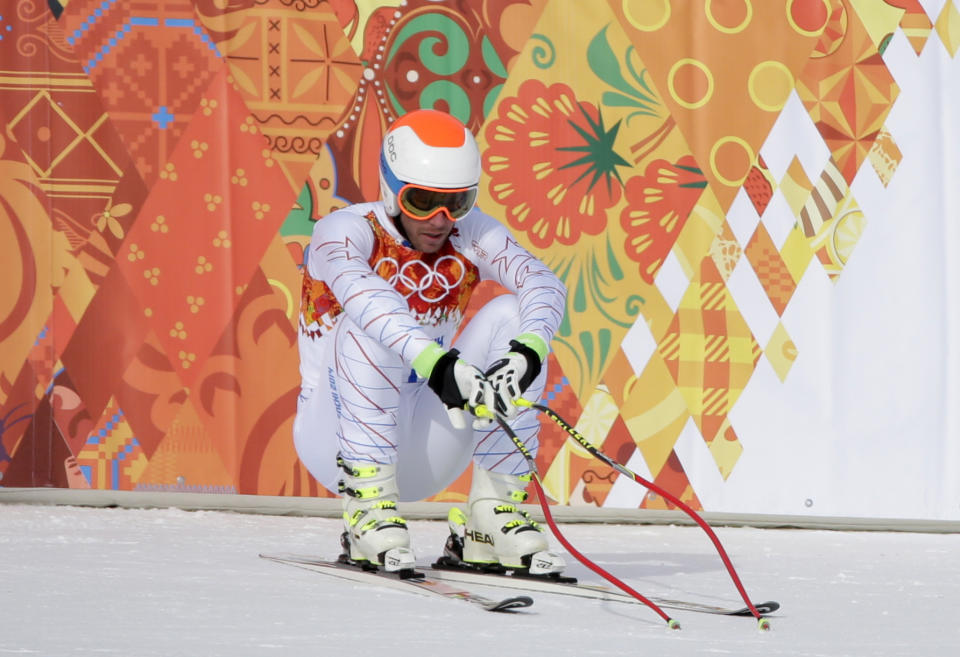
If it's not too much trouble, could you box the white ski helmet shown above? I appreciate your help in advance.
[379,109,481,220]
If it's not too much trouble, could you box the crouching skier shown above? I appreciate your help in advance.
[293,109,568,577]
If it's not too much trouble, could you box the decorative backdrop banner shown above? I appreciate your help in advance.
[2,0,958,521]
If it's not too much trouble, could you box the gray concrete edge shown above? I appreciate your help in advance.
[2,487,958,534]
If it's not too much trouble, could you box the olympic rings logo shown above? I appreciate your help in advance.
[374,255,466,302]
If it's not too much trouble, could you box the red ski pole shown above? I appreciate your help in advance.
[477,407,680,629]
[516,399,771,630]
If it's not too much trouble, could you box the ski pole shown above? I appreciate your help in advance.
[476,405,681,630]
[515,398,771,630]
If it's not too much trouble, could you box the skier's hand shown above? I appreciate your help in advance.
[484,335,545,419]
[414,345,495,429]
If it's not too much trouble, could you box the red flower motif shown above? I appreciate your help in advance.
[483,79,627,248]
[620,155,707,284]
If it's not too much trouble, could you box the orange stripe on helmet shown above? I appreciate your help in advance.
[390,109,466,148]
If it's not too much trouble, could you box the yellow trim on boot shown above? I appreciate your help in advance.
[361,516,407,532]
[340,484,382,499]
[448,507,467,527]
[509,490,528,502]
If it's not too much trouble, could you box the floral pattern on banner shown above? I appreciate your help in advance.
[483,79,626,249]
[620,155,707,284]
[0,0,933,510]
[479,12,693,404]
[323,0,542,207]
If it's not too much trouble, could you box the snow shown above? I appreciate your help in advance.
[2,503,959,656]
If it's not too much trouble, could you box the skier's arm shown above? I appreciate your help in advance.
[470,214,567,346]
[308,211,436,364]
[308,212,493,425]
[469,214,567,417]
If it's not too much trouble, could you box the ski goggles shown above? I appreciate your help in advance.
[397,183,478,222]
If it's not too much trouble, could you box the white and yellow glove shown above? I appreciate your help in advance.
[483,333,547,419]
[414,344,495,430]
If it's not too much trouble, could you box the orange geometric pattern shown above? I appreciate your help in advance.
[199,0,362,193]
[935,1,960,57]
[115,68,294,388]
[796,4,900,185]
[745,223,797,316]
[2,0,953,512]
[76,401,148,489]
[867,126,903,188]
[641,451,703,511]
[612,0,823,212]
[657,258,761,466]
[60,0,224,186]
[898,0,934,54]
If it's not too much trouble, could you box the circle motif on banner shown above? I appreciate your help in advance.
[810,0,847,58]
[710,136,754,187]
[748,60,794,112]
[782,339,798,361]
[668,58,714,110]
[786,0,830,37]
[832,208,866,265]
[705,0,753,34]
[621,0,671,32]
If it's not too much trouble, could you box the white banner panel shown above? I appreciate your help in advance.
[670,32,960,521]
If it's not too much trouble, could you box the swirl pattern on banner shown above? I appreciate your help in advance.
[0,0,939,512]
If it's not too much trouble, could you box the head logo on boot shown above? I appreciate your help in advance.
[465,529,494,546]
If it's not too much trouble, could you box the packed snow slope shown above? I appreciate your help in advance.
[2,504,958,656]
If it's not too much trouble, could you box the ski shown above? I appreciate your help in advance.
[259,553,533,613]
[429,557,779,617]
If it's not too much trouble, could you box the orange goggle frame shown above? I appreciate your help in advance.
[397,183,478,221]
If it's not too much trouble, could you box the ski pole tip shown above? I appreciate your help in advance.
[667,618,681,630]
[758,618,771,631]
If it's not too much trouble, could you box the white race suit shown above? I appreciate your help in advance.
[293,201,567,501]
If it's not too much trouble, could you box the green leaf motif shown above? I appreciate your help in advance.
[548,235,645,396]
[578,330,595,380]
[279,183,315,237]
[483,83,504,120]
[600,91,659,118]
[587,24,664,122]
[556,106,631,195]
[587,25,635,97]
[481,35,508,78]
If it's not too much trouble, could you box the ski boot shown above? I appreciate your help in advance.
[439,465,566,577]
[337,455,415,574]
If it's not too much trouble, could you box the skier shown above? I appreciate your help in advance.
[293,108,567,576]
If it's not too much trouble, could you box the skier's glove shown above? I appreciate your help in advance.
[414,344,495,430]
[484,334,547,419]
